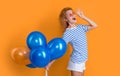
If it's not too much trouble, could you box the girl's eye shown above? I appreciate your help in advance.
[69,14,73,16]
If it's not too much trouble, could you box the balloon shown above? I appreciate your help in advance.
[11,47,31,65]
[26,63,36,68]
[48,38,67,60]
[30,47,50,68]
[26,31,47,50]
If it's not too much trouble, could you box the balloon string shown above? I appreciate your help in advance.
[45,69,48,76]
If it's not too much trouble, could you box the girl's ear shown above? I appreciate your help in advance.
[64,18,68,22]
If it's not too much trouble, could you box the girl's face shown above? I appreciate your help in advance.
[65,10,76,24]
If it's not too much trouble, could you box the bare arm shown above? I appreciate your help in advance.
[45,60,55,70]
[76,9,97,30]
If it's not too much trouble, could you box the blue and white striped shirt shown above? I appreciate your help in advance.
[62,24,88,63]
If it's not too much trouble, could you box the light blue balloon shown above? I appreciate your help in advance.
[48,38,67,60]
[26,31,47,50]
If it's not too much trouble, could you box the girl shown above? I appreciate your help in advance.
[46,7,97,76]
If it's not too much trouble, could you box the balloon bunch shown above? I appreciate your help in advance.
[11,31,67,68]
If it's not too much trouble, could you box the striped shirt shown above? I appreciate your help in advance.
[62,24,88,63]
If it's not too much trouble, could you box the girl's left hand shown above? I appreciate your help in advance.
[76,9,85,19]
[45,63,51,70]
[45,60,55,70]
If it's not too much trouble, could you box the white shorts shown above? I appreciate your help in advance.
[67,60,86,72]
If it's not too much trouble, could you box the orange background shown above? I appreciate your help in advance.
[0,0,120,76]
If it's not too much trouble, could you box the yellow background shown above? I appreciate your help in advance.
[0,0,120,76]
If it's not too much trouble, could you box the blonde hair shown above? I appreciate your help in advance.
[59,7,73,31]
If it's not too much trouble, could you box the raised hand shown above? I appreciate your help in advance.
[76,9,85,19]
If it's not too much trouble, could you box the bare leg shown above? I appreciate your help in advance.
[71,71,84,76]
[82,71,84,76]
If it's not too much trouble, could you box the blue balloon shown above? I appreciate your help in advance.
[26,31,47,50]
[30,47,50,68]
[26,64,36,68]
[48,38,67,60]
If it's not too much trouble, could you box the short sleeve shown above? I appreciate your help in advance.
[81,24,88,32]
[62,32,71,44]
